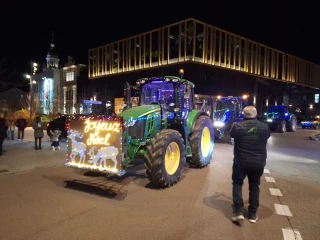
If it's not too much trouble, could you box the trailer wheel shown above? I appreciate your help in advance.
[287,116,297,132]
[144,129,185,188]
[188,116,214,168]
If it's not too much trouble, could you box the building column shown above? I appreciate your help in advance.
[72,85,77,114]
[63,86,67,114]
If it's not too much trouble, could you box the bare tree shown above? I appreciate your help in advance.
[23,92,41,118]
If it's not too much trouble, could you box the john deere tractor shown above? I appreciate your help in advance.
[117,76,215,188]
[263,106,297,133]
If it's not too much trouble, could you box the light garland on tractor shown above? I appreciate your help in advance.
[65,115,125,173]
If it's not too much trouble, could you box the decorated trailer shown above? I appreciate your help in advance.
[65,75,215,188]
[65,116,125,175]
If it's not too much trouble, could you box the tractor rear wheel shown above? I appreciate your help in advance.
[144,129,186,188]
[287,116,297,132]
[188,116,214,168]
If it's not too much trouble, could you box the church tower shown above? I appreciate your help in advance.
[46,31,59,69]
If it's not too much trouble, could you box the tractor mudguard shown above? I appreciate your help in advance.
[187,109,209,134]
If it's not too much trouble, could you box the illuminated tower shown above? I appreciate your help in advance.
[46,31,59,69]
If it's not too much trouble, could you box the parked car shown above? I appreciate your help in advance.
[47,114,92,139]
[301,117,320,129]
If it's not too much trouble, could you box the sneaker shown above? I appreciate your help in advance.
[231,214,244,223]
[57,146,60,150]
[249,216,258,223]
[51,147,55,151]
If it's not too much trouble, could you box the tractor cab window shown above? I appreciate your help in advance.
[140,82,175,106]
[217,100,235,110]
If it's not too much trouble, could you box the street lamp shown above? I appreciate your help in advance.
[25,62,38,119]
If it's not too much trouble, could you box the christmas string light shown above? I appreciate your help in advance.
[65,116,125,174]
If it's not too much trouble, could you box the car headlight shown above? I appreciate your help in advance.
[267,119,273,122]
[126,119,137,127]
[214,121,225,127]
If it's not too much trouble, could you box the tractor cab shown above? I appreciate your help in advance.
[126,76,195,120]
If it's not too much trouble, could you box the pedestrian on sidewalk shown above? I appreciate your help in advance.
[49,128,61,151]
[230,106,270,224]
[0,113,7,156]
[15,115,27,141]
[7,117,15,140]
[33,116,44,150]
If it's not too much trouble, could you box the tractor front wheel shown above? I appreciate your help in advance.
[188,116,215,168]
[287,116,297,132]
[144,129,186,188]
[277,120,287,133]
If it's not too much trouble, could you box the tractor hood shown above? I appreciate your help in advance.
[117,105,161,122]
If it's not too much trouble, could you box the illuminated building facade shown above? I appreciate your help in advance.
[88,18,320,115]
[62,56,86,114]
[32,32,61,115]
[32,33,88,115]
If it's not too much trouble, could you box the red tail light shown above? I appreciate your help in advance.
[47,123,49,127]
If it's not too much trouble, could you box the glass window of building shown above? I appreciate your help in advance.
[66,71,74,82]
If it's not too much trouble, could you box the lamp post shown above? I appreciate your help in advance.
[25,62,38,119]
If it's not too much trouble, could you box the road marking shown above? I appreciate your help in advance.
[282,228,302,240]
[265,177,276,183]
[264,168,271,174]
[274,204,293,217]
[269,188,283,196]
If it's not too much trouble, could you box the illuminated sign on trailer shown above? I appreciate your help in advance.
[65,117,125,175]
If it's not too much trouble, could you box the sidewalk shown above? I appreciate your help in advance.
[0,127,66,175]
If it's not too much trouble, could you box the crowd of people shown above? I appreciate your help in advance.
[0,114,61,156]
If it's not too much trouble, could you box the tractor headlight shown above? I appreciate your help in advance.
[127,119,137,127]
[214,121,225,127]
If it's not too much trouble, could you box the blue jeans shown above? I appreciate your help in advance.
[7,130,14,140]
[232,161,264,216]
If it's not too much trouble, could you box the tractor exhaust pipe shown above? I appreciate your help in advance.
[123,82,132,110]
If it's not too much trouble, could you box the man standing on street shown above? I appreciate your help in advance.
[15,115,27,141]
[230,106,270,224]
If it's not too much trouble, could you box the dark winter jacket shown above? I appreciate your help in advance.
[230,118,270,169]
[0,118,7,139]
[15,118,27,130]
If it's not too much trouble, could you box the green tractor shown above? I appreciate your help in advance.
[117,76,215,187]
[65,75,215,188]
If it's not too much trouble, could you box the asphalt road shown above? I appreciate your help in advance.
[0,128,319,240]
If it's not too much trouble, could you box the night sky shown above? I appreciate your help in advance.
[1,1,319,84]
